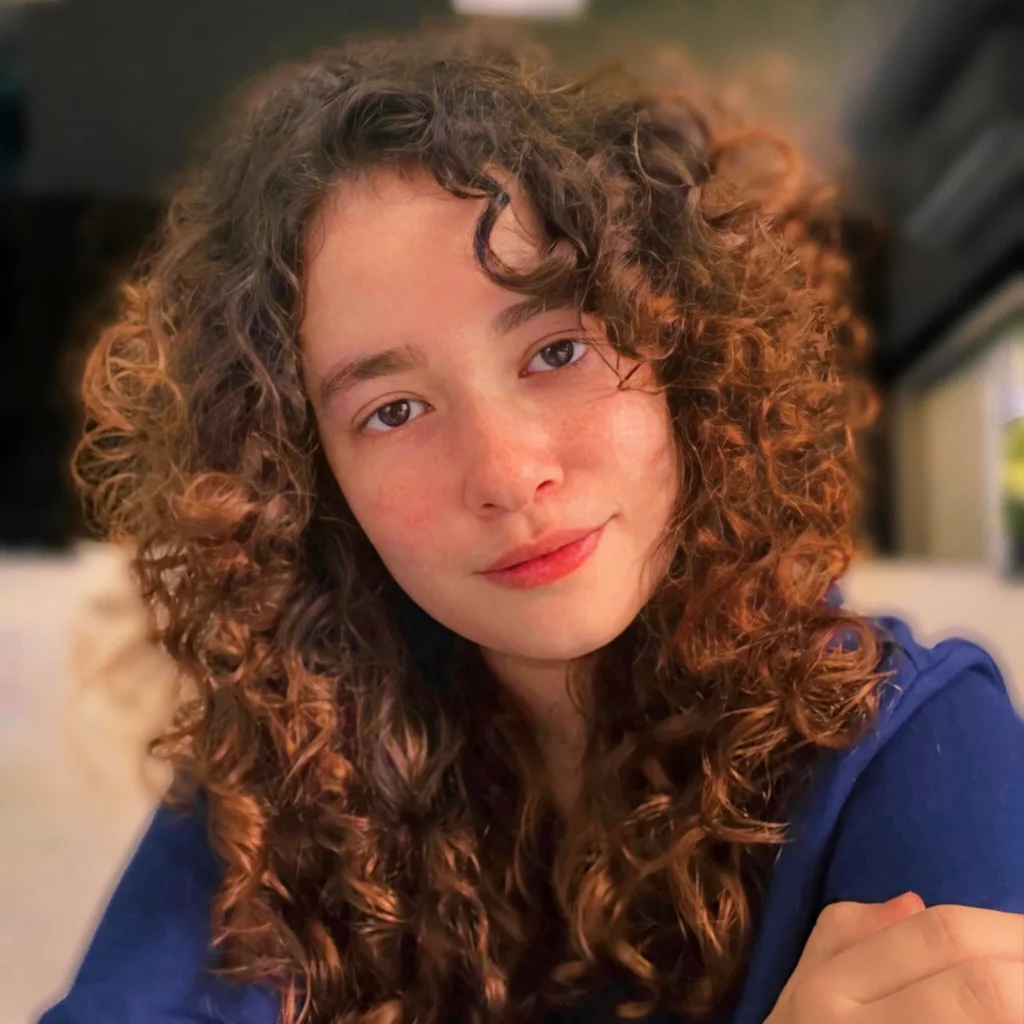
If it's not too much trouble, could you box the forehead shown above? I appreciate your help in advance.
[305,166,544,285]
[300,166,549,352]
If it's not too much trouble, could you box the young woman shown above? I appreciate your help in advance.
[40,24,1024,1024]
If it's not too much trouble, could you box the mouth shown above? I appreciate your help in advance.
[481,522,608,588]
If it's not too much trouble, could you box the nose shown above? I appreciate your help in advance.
[461,399,564,515]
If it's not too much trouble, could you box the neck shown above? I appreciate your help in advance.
[479,645,592,816]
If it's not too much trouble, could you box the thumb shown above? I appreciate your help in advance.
[786,892,926,986]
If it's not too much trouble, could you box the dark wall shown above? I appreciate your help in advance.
[3,0,446,549]
[0,196,160,547]
[20,0,447,198]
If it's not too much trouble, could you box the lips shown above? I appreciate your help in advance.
[483,524,605,573]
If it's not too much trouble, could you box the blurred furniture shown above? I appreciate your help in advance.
[846,0,1023,380]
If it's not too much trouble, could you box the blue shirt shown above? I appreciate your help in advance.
[37,613,1024,1024]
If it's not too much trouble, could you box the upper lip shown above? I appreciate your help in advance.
[482,524,604,573]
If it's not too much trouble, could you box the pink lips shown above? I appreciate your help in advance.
[482,523,607,589]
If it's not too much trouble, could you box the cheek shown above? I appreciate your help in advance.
[366,490,433,530]
[596,389,677,481]
[352,472,449,566]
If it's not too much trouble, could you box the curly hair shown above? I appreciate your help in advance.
[74,21,897,1024]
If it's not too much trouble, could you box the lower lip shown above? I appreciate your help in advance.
[483,524,606,589]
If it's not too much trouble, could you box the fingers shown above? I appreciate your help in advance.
[820,904,1024,1005]
[789,893,926,981]
[851,956,1024,1024]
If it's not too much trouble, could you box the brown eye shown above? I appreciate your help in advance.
[527,339,589,374]
[544,340,576,367]
[377,401,411,427]
[361,398,428,434]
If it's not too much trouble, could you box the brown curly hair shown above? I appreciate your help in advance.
[73,21,897,1024]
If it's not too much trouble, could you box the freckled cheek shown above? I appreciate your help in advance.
[325,438,457,571]
[360,482,449,562]
[599,395,676,474]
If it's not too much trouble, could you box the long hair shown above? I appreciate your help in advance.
[74,22,896,1024]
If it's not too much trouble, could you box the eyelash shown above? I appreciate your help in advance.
[358,338,592,435]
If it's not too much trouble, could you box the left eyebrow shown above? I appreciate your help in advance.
[487,296,571,337]
[316,299,579,406]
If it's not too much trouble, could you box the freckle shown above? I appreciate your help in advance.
[369,496,397,517]
[403,509,435,533]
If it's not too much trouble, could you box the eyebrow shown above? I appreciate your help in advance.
[317,296,570,406]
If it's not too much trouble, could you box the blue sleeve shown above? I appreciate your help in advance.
[36,802,279,1024]
[821,667,1024,911]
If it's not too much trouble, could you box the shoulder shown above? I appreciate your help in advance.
[37,797,279,1024]
[728,615,1024,1024]
[788,612,1024,909]
[824,613,1018,776]
[781,612,1024,904]
[817,615,1024,907]
[870,613,1018,750]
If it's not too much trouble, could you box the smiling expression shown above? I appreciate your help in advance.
[301,167,679,664]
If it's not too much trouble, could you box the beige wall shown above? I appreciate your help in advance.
[891,303,1024,564]
[893,354,991,560]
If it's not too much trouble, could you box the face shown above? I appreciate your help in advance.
[301,167,678,673]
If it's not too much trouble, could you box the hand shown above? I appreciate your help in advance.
[764,892,1024,1024]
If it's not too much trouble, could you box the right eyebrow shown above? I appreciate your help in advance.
[318,343,428,406]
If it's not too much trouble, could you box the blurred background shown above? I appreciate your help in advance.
[0,0,1021,1020]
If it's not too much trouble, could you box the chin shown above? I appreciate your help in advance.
[471,610,632,664]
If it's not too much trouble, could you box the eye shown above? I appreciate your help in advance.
[360,398,429,434]
[357,339,592,437]
[525,338,590,375]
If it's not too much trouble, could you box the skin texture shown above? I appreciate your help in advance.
[766,894,1024,1024]
[302,168,678,786]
